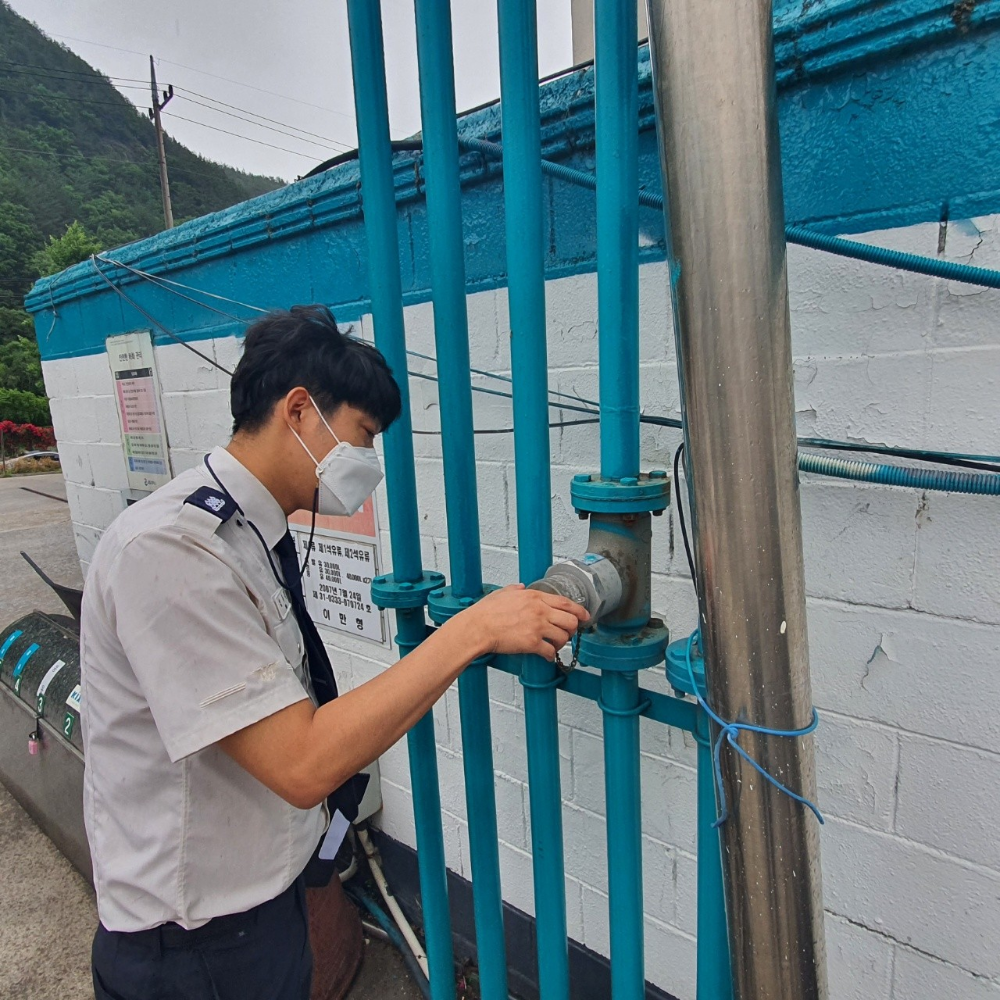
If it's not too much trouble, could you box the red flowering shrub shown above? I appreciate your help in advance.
[0,421,56,454]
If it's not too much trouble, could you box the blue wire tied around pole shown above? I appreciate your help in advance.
[684,632,825,828]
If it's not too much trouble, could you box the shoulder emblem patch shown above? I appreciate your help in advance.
[183,486,237,522]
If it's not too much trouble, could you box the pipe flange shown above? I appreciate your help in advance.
[577,618,670,672]
[665,634,707,699]
[371,571,446,610]
[571,471,671,515]
[426,584,501,625]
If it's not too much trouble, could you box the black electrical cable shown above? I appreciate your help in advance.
[87,263,1000,472]
[673,443,698,588]
[301,140,424,179]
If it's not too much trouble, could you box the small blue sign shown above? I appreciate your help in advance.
[13,644,40,680]
[0,631,23,664]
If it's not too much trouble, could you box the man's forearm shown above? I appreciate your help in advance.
[291,613,490,806]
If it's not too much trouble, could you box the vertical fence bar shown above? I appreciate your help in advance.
[695,712,734,1000]
[596,0,640,482]
[601,670,644,999]
[346,5,455,998]
[413,4,508,999]
[495,1,569,998]
[594,1,645,997]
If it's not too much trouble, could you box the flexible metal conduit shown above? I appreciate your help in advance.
[459,138,1000,290]
[798,452,1000,494]
[346,5,456,998]
[646,1,828,997]
[495,2,571,999]
[412,5,508,1000]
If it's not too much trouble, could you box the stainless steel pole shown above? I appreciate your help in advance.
[644,2,828,998]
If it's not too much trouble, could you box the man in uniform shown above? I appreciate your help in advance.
[81,305,587,999]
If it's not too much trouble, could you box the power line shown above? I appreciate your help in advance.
[0,60,151,85]
[20,35,355,121]
[0,86,143,109]
[43,32,150,60]
[0,66,152,91]
[159,112,322,160]
[176,94,350,152]
[0,141,282,186]
[175,88,351,148]
[0,58,352,157]
[0,144,153,165]
[157,58,356,122]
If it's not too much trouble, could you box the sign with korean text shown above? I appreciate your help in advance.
[288,497,389,646]
[106,330,172,491]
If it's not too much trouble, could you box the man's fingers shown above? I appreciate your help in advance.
[542,624,572,649]
[534,641,557,662]
[548,609,583,635]
[536,591,590,621]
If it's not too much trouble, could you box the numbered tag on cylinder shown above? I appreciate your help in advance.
[28,729,41,756]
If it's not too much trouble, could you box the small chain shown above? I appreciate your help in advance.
[557,623,585,675]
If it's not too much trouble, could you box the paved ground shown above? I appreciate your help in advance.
[0,474,422,1000]
[0,473,83,624]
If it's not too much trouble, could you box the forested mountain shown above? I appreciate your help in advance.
[0,1,283,424]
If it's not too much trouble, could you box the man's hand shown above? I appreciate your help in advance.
[451,584,589,662]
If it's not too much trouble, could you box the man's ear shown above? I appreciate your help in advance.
[281,387,312,430]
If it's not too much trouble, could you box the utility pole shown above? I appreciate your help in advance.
[148,56,174,229]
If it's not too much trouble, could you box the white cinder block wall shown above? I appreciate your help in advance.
[43,217,1000,1000]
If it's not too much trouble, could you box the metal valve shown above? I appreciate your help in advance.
[528,553,623,622]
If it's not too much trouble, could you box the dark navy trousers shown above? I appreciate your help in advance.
[92,877,312,1000]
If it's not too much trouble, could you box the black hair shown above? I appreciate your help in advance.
[230,305,402,435]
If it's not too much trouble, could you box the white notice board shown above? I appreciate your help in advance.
[106,330,172,491]
[288,497,389,647]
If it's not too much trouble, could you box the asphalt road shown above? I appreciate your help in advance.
[0,473,422,1000]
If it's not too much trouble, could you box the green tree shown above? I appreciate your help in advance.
[0,387,50,424]
[0,337,44,395]
[32,220,103,277]
[0,306,34,345]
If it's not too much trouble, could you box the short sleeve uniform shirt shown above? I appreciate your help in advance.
[80,446,326,932]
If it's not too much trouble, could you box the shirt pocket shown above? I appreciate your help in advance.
[269,587,306,676]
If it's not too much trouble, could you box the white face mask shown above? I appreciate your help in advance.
[290,396,384,517]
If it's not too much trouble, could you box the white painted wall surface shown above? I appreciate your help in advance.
[43,216,1000,999]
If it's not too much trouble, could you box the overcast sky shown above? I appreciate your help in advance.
[10,0,575,182]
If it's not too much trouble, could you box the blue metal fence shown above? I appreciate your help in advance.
[351,3,732,998]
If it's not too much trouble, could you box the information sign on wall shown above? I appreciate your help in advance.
[106,330,172,491]
[288,497,389,647]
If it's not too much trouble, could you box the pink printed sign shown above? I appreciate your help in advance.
[114,372,161,434]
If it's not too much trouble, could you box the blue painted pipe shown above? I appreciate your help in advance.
[461,137,1000,293]
[595,0,640,482]
[399,617,457,1000]
[413,5,507,999]
[412,0,483,600]
[347,0,421,583]
[495,1,569,997]
[595,4,646,997]
[695,711,734,1000]
[347,6,455,997]
[601,671,645,999]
